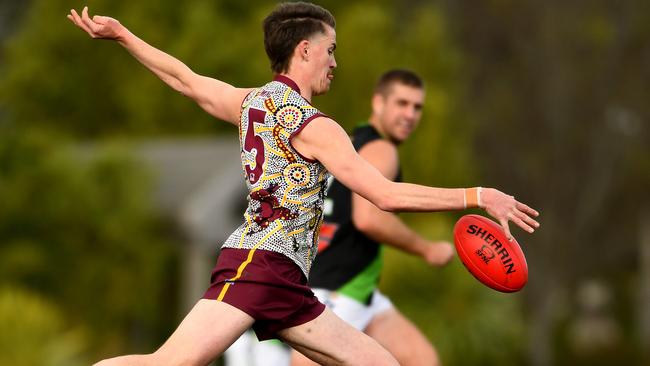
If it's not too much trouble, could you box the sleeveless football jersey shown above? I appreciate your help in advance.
[221,75,330,276]
[309,124,401,303]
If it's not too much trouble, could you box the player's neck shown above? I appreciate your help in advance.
[279,72,313,102]
[368,117,398,146]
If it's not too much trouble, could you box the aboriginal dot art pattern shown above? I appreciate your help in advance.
[222,76,331,276]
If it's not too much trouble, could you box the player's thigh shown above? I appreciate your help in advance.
[290,348,319,366]
[153,299,255,365]
[312,289,374,330]
[289,290,374,366]
[365,308,440,366]
[279,307,398,366]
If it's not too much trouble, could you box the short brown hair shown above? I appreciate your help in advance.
[263,2,336,74]
[374,69,424,96]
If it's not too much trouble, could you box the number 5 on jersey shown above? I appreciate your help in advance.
[244,108,266,184]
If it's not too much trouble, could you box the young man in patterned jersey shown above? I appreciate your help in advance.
[68,2,540,365]
[292,69,452,366]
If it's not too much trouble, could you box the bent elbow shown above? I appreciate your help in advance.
[352,208,385,236]
[375,181,403,212]
[353,215,375,233]
[375,193,398,212]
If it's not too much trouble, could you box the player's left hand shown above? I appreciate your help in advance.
[67,6,125,41]
[422,241,455,267]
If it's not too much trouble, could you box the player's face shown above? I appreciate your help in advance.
[309,25,337,96]
[373,83,425,144]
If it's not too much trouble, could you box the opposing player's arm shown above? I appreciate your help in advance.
[351,140,453,266]
[68,7,251,125]
[291,117,540,239]
[293,117,465,212]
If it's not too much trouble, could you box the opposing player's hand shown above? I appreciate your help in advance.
[422,241,455,267]
[67,6,124,41]
[480,188,539,241]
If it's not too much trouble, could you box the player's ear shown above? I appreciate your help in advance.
[371,93,385,115]
[296,40,310,61]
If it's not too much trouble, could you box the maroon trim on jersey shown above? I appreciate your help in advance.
[273,74,301,94]
[273,74,327,163]
[288,112,327,163]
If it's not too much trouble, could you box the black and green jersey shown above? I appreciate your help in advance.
[309,124,401,303]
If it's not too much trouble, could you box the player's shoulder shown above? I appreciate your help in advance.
[358,138,397,156]
[360,138,397,153]
[352,125,391,148]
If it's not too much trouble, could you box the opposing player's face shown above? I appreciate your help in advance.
[309,25,337,96]
[373,83,425,144]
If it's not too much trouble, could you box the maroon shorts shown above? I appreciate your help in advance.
[203,248,325,341]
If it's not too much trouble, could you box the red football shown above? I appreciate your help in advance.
[453,214,528,292]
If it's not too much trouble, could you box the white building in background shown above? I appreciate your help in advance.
[135,138,246,313]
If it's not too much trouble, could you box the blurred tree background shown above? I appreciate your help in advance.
[0,0,647,365]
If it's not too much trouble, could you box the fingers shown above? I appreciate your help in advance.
[93,15,110,25]
[499,218,514,241]
[68,6,100,37]
[425,242,455,267]
[80,6,99,34]
[512,200,540,233]
[508,211,535,234]
[516,200,539,217]
[516,208,539,230]
[500,206,539,240]
[433,240,453,247]
[485,189,540,238]
[68,8,93,36]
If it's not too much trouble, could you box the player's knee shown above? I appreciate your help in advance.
[370,354,400,366]
[92,358,133,366]
[352,348,399,366]
[93,353,163,366]
[428,346,442,366]
[92,359,135,366]
[414,349,441,366]
[421,344,441,366]
[370,341,400,366]
[151,351,207,366]
[395,344,440,366]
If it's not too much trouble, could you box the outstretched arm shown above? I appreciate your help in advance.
[351,139,454,266]
[67,6,251,125]
[291,117,540,240]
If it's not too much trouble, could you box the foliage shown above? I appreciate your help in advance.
[0,131,178,359]
[444,0,650,364]
[0,0,467,150]
[0,286,89,366]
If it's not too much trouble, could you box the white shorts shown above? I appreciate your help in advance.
[224,332,289,366]
[312,288,394,331]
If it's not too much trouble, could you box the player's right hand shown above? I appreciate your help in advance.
[480,188,540,241]
[67,6,124,41]
[422,241,455,267]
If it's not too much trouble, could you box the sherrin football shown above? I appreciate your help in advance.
[453,214,528,293]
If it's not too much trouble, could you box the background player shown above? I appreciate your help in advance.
[292,69,452,366]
